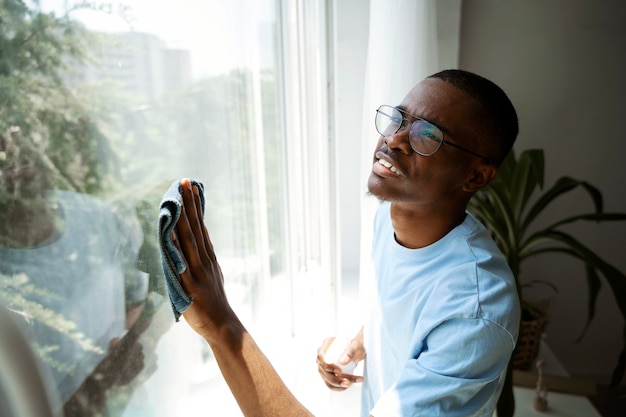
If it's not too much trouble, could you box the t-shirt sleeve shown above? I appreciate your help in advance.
[370,317,514,417]
[112,203,149,308]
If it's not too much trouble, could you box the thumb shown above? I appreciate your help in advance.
[339,344,361,365]
[339,339,364,365]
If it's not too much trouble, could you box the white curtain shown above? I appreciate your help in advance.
[358,0,461,297]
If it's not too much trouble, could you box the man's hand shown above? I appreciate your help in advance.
[316,329,365,390]
[172,178,314,416]
[173,178,238,342]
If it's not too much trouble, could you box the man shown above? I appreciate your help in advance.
[172,69,520,416]
[317,69,520,416]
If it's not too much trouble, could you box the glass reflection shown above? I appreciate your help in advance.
[1,0,285,416]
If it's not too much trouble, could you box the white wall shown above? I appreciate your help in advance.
[459,0,626,382]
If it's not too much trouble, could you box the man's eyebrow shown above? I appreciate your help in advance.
[395,104,410,114]
[395,105,419,121]
[395,105,453,136]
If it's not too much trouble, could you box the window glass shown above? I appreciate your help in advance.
[0,1,292,415]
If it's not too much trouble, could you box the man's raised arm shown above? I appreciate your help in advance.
[173,178,314,417]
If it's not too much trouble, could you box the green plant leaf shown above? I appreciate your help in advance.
[523,231,626,323]
[510,149,543,222]
[495,147,517,183]
[576,264,601,342]
[521,176,580,232]
[611,324,626,386]
[579,181,604,214]
[548,212,626,230]
[469,184,516,259]
[470,147,626,388]
[528,150,545,190]
[521,279,559,294]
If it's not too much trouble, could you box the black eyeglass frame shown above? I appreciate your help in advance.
[375,105,493,165]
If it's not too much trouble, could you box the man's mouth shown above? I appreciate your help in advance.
[377,158,399,174]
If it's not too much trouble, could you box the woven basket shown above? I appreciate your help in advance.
[512,311,548,370]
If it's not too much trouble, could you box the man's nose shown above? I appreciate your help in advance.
[383,129,413,155]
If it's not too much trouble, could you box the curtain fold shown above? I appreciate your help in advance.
[357,0,460,299]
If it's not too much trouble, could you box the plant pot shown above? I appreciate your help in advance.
[513,307,548,370]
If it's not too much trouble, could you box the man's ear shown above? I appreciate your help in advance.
[462,163,498,193]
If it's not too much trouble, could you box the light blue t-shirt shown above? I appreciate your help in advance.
[361,202,520,417]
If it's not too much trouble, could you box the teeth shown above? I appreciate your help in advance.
[378,159,398,173]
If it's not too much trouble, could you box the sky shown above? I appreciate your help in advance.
[38,0,276,79]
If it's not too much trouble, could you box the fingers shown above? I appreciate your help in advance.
[193,184,218,263]
[342,338,366,365]
[316,357,345,390]
[179,178,219,268]
[316,338,340,382]
[316,337,363,390]
[180,179,209,261]
[171,229,193,295]
[316,359,362,390]
[176,182,201,272]
[316,337,335,359]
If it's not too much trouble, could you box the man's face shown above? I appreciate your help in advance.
[367,78,484,207]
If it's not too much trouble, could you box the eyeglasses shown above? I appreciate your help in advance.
[374,105,492,164]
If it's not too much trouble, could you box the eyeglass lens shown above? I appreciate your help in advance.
[375,105,444,156]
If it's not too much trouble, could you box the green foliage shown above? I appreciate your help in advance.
[0,271,105,373]
[0,0,117,204]
[468,148,626,386]
[0,0,123,385]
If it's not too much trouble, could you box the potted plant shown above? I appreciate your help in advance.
[467,148,626,416]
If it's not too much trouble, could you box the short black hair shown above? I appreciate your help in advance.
[428,69,519,165]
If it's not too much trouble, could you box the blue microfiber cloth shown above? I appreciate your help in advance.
[158,178,205,321]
